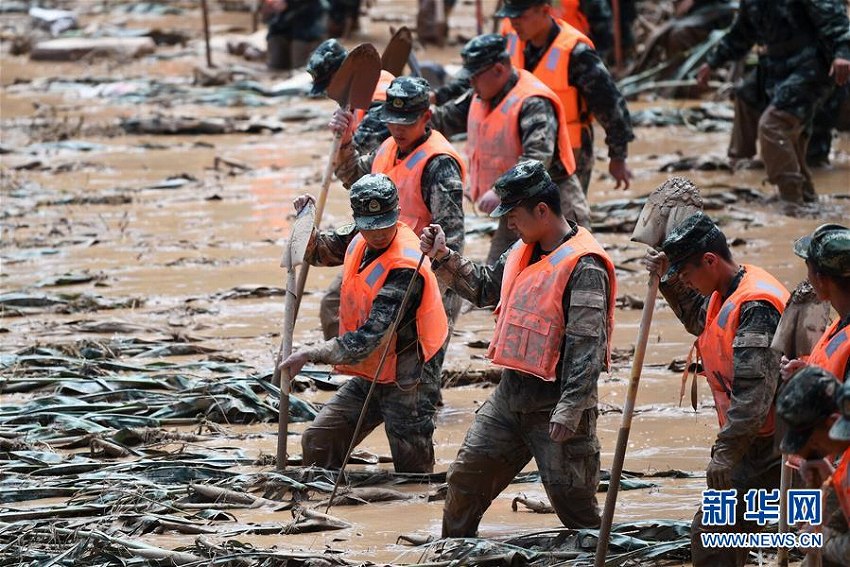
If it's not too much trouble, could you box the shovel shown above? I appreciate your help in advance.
[288,43,381,326]
[275,202,316,470]
[594,177,704,566]
[384,26,422,77]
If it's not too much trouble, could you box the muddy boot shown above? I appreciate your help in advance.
[266,34,292,70]
[290,39,319,68]
[758,105,809,204]
[728,96,760,160]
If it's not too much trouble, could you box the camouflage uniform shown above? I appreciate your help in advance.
[306,40,390,154]
[777,369,850,567]
[705,0,850,203]
[513,17,634,193]
[659,215,783,567]
[435,162,611,536]
[297,175,443,474]
[322,78,465,340]
[431,46,590,264]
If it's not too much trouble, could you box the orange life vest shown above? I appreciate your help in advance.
[371,130,467,238]
[832,446,850,525]
[336,223,448,383]
[500,18,593,147]
[697,265,790,436]
[352,70,395,131]
[808,318,849,383]
[488,227,617,380]
[552,0,590,36]
[466,69,576,202]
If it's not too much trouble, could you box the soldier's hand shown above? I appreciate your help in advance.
[609,158,632,190]
[549,422,575,443]
[293,193,316,214]
[329,108,355,145]
[799,457,834,487]
[642,248,669,278]
[476,189,501,214]
[420,224,449,260]
[830,57,850,87]
[779,356,808,382]
[279,350,310,376]
[696,63,712,89]
[706,456,733,490]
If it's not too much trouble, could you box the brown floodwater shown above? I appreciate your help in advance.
[1,0,848,564]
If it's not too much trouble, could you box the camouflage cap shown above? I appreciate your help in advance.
[378,77,431,125]
[306,39,347,96]
[495,0,548,18]
[461,34,509,76]
[490,160,554,218]
[776,366,840,453]
[793,224,850,278]
[349,174,400,231]
[829,379,850,442]
[660,212,724,277]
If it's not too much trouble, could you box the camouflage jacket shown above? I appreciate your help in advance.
[522,20,635,159]
[352,102,391,154]
[335,128,465,255]
[299,225,441,386]
[824,459,850,564]
[659,267,782,466]
[430,71,572,182]
[706,0,850,69]
[431,222,610,432]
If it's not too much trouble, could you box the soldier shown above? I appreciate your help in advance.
[550,0,613,59]
[323,76,466,340]
[263,0,326,71]
[643,212,789,566]
[306,39,394,154]
[420,160,617,535]
[497,0,634,193]
[776,367,850,566]
[696,0,850,210]
[430,34,590,265]
[780,224,850,384]
[279,174,448,473]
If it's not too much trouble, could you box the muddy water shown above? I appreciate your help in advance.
[2,0,849,563]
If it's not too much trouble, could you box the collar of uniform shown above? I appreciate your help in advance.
[523,18,561,71]
[720,266,746,301]
[531,221,578,263]
[490,69,520,108]
[396,128,432,161]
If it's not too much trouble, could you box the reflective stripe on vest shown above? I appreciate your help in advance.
[696,265,790,436]
[466,69,576,202]
[336,223,448,383]
[352,70,396,131]
[500,18,593,147]
[371,130,467,237]
[808,319,850,383]
[488,227,617,380]
[832,447,850,525]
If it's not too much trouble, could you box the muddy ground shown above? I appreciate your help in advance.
[1,1,848,565]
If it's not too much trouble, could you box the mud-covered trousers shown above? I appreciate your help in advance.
[442,385,601,537]
[301,374,440,473]
[690,436,782,567]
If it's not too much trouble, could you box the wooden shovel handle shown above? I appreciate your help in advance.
[594,272,659,566]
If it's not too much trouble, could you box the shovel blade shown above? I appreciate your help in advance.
[631,176,704,248]
[327,43,381,110]
[381,27,413,76]
[281,202,316,270]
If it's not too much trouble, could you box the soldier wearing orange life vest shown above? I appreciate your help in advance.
[781,224,850,385]
[420,160,616,536]
[306,39,394,154]
[322,77,465,341]
[280,174,448,474]
[777,367,850,566]
[643,212,788,567]
[495,0,633,194]
[430,33,591,266]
